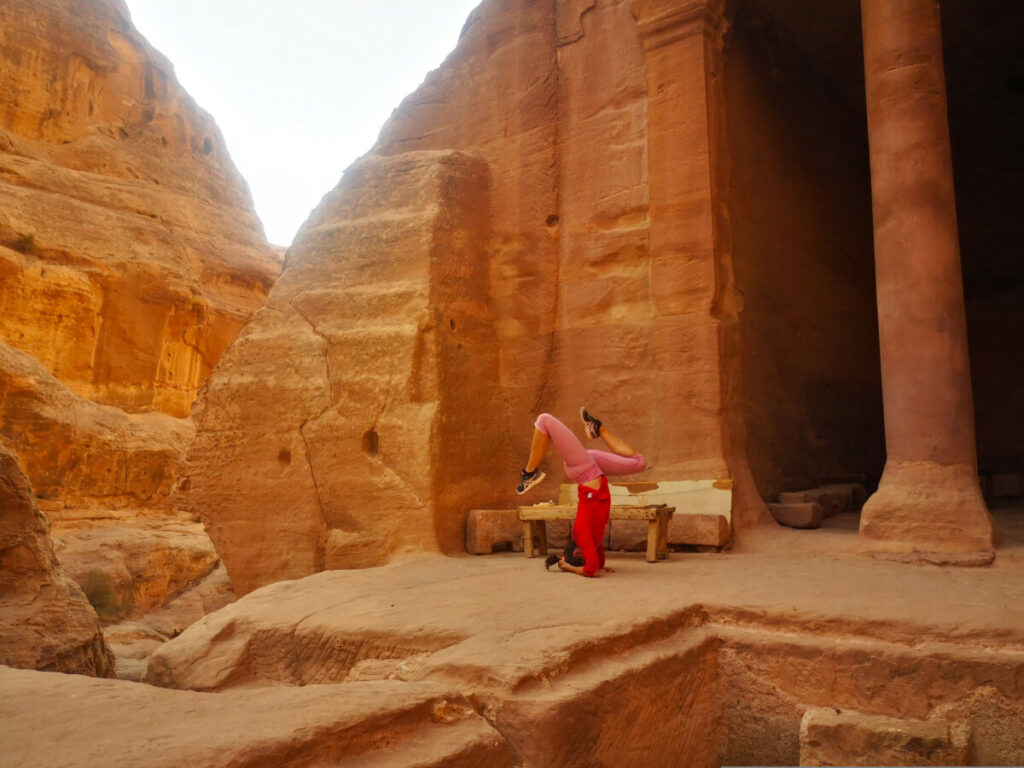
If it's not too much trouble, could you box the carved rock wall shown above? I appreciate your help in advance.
[0,0,281,419]
[187,151,504,594]
[725,7,884,498]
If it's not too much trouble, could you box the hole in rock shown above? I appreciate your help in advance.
[448,318,456,331]
[363,429,379,457]
[202,137,213,154]
[277,448,291,466]
[545,214,559,227]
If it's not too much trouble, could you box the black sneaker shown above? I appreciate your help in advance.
[516,467,545,494]
[580,406,602,440]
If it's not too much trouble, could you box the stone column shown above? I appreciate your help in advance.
[859,0,994,558]
[631,0,769,529]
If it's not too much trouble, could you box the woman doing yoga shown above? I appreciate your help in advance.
[516,408,647,577]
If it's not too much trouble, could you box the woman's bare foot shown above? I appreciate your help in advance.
[558,557,596,577]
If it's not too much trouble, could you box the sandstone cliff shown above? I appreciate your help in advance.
[0,0,284,666]
[0,442,114,676]
[0,0,281,419]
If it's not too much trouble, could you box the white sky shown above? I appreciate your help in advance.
[125,1,481,246]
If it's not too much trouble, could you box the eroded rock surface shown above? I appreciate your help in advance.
[54,517,218,623]
[143,528,1024,765]
[0,0,281,419]
[187,151,506,594]
[0,343,193,511]
[0,442,114,676]
[0,666,513,768]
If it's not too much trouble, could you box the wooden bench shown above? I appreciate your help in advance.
[517,504,674,563]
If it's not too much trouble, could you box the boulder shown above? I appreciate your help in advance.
[102,563,235,681]
[768,502,826,530]
[0,442,114,676]
[0,342,193,511]
[53,518,219,622]
[799,706,969,766]
[0,0,281,419]
[187,151,508,594]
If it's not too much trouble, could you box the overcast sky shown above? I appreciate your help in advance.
[126,1,481,246]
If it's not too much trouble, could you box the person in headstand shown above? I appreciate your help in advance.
[516,408,647,577]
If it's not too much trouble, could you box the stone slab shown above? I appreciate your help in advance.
[799,706,968,766]
[768,502,826,530]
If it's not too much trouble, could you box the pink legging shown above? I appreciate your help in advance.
[534,413,646,484]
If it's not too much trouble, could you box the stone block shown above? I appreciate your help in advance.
[669,513,730,547]
[799,706,968,766]
[778,488,850,517]
[768,502,825,530]
[607,513,728,550]
[465,509,522,555]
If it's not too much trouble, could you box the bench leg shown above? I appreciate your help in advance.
[657,514,669,559]
[523,521,535,558]
[646,519,658,563]
[537,521,548,556]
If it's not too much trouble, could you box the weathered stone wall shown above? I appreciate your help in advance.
[0,343,193,512]
[0,0,281,419]
[725,7,884,498]
[375,0,561,458]
[0,442,115,677]
[187,151,504,594]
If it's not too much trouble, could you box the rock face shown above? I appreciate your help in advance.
[0,0,281,419]
[54,518,219,623]
[141,542,1024,765]
[0,0,279,658]
[0,442,114,676]
[0,343,193,511]
[187,151,506,593]
[0,666,514,768]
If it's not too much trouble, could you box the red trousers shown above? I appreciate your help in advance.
[573,476,611,577]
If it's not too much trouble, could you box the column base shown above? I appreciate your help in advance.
[859,460,995,559]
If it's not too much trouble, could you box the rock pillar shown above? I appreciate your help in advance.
[631,0,769,529]
[859,0,994,556]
